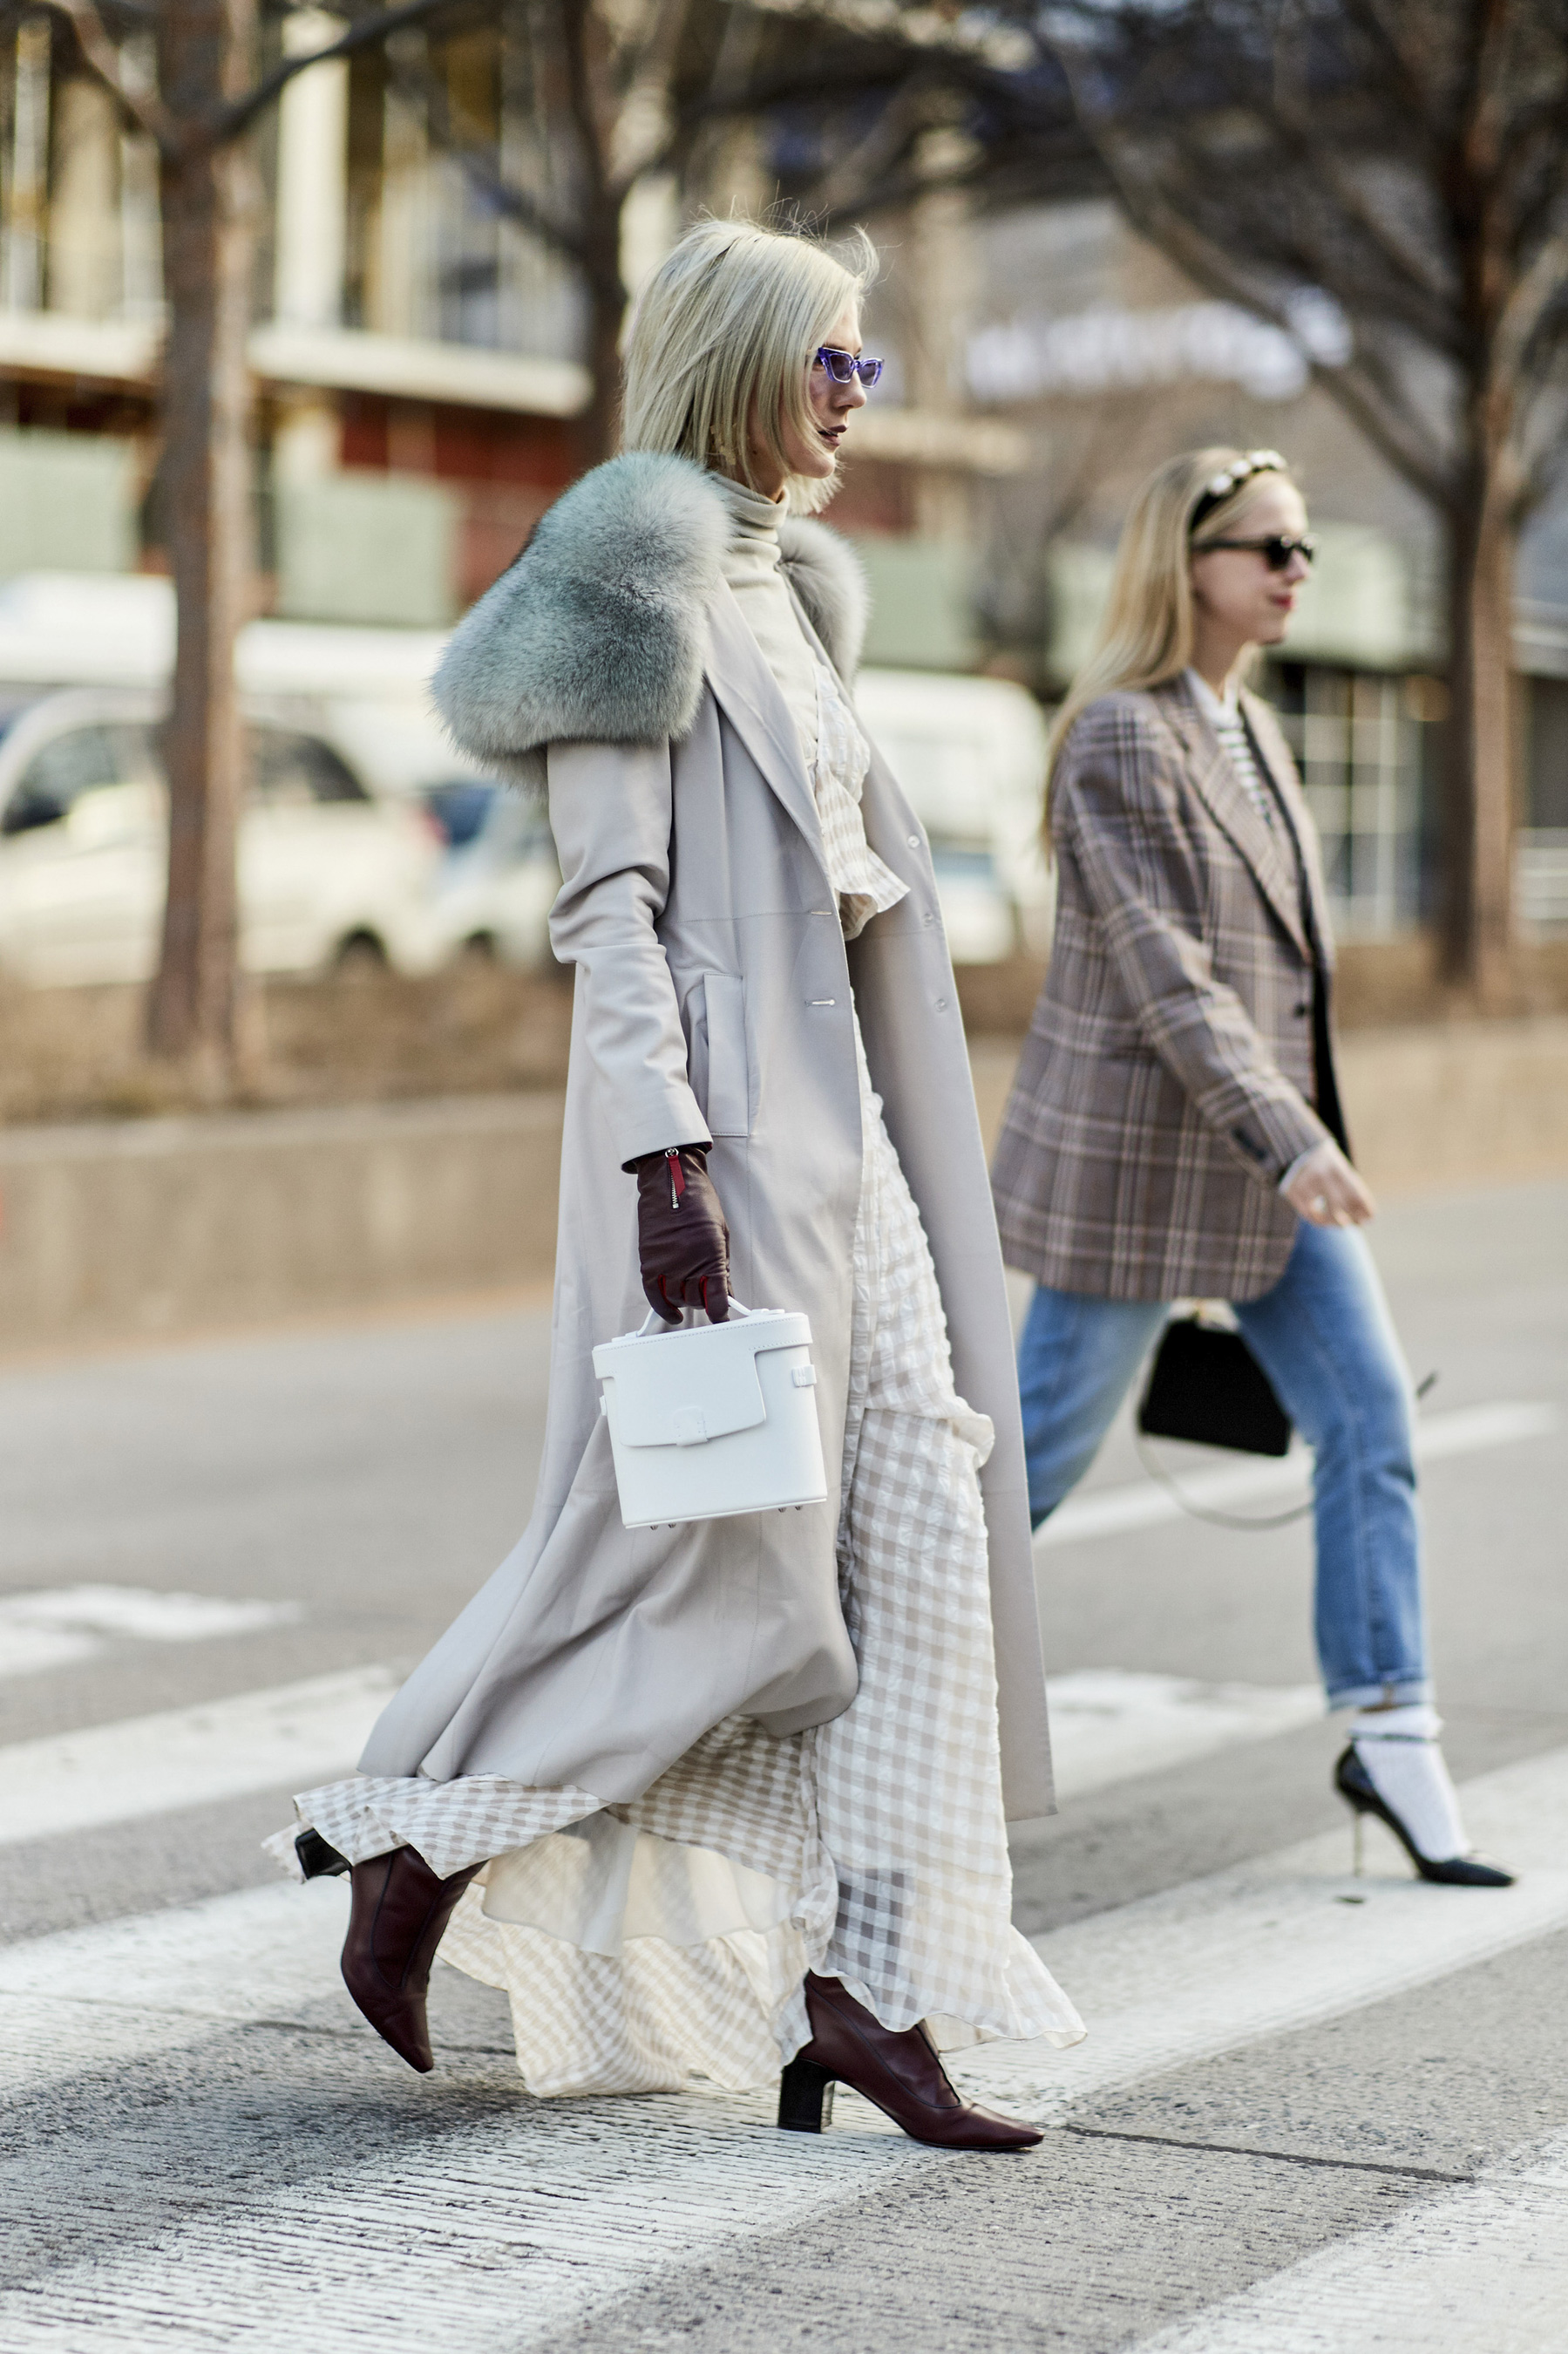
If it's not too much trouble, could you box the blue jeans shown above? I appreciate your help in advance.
[1018,1221,1430,1709]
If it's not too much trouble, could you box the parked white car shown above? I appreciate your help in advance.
[424,670,1053,976]
[854,669,1053,962]
[0,688,444,987]
[427,786,562,969]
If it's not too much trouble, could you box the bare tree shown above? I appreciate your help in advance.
[400,0,698,464]
[415,3,1094,463]
[716,2,1568,1001]
[22,0,468,1080]
[24,0,1072,1084]
[989,0,1568,1005]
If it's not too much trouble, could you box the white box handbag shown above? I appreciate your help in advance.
[592,1299,828,1530]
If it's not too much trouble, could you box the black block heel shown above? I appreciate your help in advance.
[777,2055,836,2133]
[296,1827,350,1880]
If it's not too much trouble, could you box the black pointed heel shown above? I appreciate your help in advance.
[778,2054,836,2133]
[1334,1745,1515,1887]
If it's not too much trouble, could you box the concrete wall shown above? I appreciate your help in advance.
[0,1093,561,1352]
[3,1021,1566,1355]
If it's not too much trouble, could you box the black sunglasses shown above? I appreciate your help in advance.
[815,345,883,385]
[1196,534,1316,572]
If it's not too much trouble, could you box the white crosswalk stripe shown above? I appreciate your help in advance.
[962,1744,1568,2113]
[0,1663,1321,1847]
[1130,2130,1568,2354]
[0,2084,922,2354]
[1045,1670,1321,1796]
[0,1664,397,1847]
[3,1748,1566,2348]
[0,1585,303,1680]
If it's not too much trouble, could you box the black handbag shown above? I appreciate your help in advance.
[1137,1315,1292,1458]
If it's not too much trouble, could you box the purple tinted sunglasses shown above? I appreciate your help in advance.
[815,345,883,385]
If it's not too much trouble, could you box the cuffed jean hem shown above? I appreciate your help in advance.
[1326,1677,1435,1711]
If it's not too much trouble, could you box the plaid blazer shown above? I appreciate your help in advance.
[991,675,1340,1303]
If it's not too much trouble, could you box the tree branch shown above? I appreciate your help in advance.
[1494,225,1568,381]
[206,0,467,147]
[1095,125,1455,504]
[394,51,590,265]
[38,0,179,149]
[1262,56,1451,317]
[606,0,694,193]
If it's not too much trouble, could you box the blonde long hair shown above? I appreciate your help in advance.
[621,217,877,515]
[1044,446,1301,822]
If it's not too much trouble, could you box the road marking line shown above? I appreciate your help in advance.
[0,1881,354,2092]
[1036,1398,1558,1548]
[3,1746,1567,2351]
[0,1663,396,1847]
[960,1742,1568,2113]
[3,1748,1565,2349]
[1046,1670,1321,1798]
[0,1652,1323,1851]
[1,1747,1562,2106]
[0,1585,302,1682]
[1130,2129,1568,2354]
[0,2085,922,2354]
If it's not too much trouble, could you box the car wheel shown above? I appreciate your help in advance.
[335,931,388,980]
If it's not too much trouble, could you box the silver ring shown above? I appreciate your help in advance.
[1312,1194,1329,1214]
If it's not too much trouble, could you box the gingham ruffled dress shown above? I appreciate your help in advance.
[268,648,1083,2096]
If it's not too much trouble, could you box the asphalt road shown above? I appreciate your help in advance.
[2,1173,1565,2351]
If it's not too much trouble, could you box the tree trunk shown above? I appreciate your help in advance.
[146,0,259,1081]
[1439,393,1517,1007]
[580,238,627,465]
[557,0,626,467]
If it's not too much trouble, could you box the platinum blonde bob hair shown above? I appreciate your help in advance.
[1044,446,1303,820]
[621,217,877,514]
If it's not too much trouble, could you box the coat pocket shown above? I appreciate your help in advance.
[697,971,751,1137]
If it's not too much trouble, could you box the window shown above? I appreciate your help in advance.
[1268,665,1423,938]
[250,730,369,807]
[3,725,133,835]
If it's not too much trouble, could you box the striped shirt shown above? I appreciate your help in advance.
[1185,669,1277,832]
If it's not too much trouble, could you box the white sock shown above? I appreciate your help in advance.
[1349,1704,1467,1861]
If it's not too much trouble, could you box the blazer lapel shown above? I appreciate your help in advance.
[1241,689,1335,970]
[1157,678,1312,962]
[704,582,829,874]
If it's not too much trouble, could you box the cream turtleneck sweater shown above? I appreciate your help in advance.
[710,474,821,765]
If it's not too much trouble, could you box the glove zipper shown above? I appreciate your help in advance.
[665,1148,686,1210]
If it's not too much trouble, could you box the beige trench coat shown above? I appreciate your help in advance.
[361,455,1053,1822]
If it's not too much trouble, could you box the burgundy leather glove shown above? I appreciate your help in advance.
[628,1146,731,1324]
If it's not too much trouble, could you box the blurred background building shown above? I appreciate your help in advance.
[0,3,1565,955]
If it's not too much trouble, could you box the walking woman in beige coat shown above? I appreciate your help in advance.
[271,220,1081,2146]
[993,447,1512,1889]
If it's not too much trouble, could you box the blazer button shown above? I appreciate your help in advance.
[906,833,920,848]
[935,996,948,1011]
[1294,1001,1310,1017]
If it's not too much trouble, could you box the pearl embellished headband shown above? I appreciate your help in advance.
[1189,449,1287,535]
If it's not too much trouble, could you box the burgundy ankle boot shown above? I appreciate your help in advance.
[777,1971,1042,2152]
[340,1846,481,2073]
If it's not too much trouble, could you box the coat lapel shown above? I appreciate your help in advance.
[703,582,830,876]
[1157,677,1312,962]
